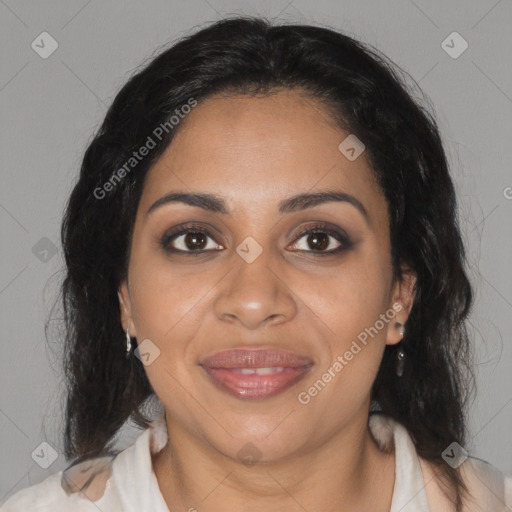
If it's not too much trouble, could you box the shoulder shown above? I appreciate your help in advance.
[0,417,167,512]
[459,457,511,511]
[368,414,511,511]
[0,455,117,512]
[1,471,65,512]
[419,454,511,511]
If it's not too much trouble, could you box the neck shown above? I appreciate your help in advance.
[152,411,395,512]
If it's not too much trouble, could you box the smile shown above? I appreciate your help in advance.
[201,365,312,399]
[199,348,313,400]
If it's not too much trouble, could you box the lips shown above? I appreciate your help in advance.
[200,348,313,400]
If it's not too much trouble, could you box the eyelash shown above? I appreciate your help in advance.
[160,222,353,257]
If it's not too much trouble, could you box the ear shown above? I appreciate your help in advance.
[385,265,417,346]
[118,280,137,338]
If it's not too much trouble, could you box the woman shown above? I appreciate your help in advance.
[2,15,510,512]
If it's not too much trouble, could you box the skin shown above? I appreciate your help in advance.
[118,88,416,512]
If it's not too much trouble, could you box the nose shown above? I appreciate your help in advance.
[213,249,298,330]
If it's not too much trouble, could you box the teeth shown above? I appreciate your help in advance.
[235,367,285,375]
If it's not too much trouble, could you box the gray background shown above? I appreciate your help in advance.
[1,0,511,502]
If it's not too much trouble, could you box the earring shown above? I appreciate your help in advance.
[125,327,132,358]
[396,325,405,377]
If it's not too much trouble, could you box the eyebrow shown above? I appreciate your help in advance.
[145,190,369,224]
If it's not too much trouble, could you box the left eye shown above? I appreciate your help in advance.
[290,228,348,254]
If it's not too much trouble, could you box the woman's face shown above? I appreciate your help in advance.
[119,89,415,462]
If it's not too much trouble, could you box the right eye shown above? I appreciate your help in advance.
[161,224,224,255]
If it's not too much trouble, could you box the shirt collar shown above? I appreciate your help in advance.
[111,417,170,512]
[112,413,430,512]
[369,414,431,511]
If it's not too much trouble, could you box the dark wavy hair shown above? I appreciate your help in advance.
[57,15,474,509]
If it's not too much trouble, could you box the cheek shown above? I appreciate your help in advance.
[297,280,389,427]
[130,270,211,342]
[127,262,210,398]
[302,253,391,388]
[312,255,390,339]
[126,243,203,337]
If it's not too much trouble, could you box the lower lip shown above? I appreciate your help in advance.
[201,365,312,400]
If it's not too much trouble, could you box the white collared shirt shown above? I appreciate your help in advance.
[2,414,510,511]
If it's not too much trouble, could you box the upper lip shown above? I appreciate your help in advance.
[200,348,313,369]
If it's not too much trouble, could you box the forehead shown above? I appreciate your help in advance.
[140,89,387,229]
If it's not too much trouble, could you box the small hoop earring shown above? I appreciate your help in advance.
[396,323,405,377]
[125,327,132,358]
[396,324,405,377]
[396,348,405,377]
